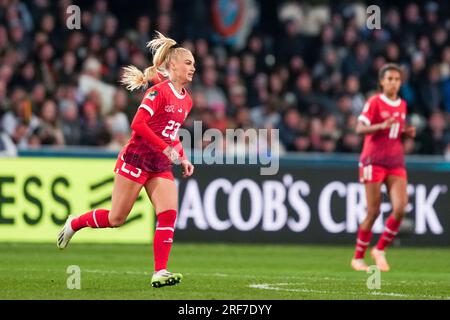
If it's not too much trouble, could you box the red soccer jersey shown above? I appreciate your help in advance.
[122,79,193,172]
[358,93,407,169]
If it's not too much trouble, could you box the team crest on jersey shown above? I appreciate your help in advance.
[381,111,390,118]
[146,90,158,101]
[165,105,175,113]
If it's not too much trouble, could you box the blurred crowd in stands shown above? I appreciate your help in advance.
[0,0,449,159]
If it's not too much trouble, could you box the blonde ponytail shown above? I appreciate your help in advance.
[121,31,178,92]
[120,65,151,91]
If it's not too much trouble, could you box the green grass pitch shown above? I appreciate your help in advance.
[1,243,449,300]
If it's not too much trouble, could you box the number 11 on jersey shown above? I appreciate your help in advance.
[389,122,400,139]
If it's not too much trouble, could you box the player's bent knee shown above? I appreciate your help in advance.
[109,215,127,227]
[392,200,407,216]
[367,206,380,217]
[365,211,380,224]
[366,216,377,224]
[392,206,406,219]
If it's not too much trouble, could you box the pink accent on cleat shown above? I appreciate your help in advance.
[371,248,390,272]
[351,258,369,271]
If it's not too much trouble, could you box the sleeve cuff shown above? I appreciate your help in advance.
[138,104,155,116]
[358,115,371,125]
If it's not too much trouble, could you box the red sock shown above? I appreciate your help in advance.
[376,215,402,250]
[153,209,177,272]
[354,227,373,259]
[71,209,111,231]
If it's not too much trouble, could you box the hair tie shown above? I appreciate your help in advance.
[170,43,182,50]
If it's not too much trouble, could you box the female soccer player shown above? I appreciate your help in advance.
[57,31,196,288]
[351,63,416,272]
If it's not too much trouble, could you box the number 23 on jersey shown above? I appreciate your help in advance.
[162,120,181,140]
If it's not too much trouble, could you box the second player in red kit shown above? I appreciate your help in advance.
[351,63,416,272]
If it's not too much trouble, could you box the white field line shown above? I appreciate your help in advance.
[248,282,450,300]
[83,270,450,299]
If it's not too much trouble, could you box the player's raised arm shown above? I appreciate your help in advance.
[130,107,169,151]
[356,97,396,135]
[355,115,396,135]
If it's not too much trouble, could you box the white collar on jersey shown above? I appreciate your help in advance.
[168,81,186,99]
[380,94,401,107]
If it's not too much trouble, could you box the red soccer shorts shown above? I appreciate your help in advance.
[359,164,407,183]
[114,152,174,184]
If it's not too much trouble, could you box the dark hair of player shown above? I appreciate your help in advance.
[378,63,403,91]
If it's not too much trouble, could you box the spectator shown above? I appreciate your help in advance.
[37,42,56,92]
[384,7,402,43]
[79,98,109,146]
[53,51,78,85]
[9,25,30,60]
[418,64,443,116]
[0,80,9,117]
[78,56,116,115]
[399,65,416,110]
[34,99,65,146]
[321,114,341,142]
[133,15,152,50]
[278,108,303,151]
[1,88,40,148]
[0,128,17,156]
[60,100,81,146]
[344,75,365,115]
[309,117,323,152]
[227,84,248,117]
[91,0,110,33]
[250,96,281,129]
[277,18,309,65]
[416,111,448,154]
[337,128,361,153]
[342,41,371,78]
[101,47,120,84]
[293,71,321,115]
[10,62,37,91]
[195,67,227,116]
[320,133,337,153]
[334,93,353,127]
[233,108,254,130]
[105,89,130,151]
